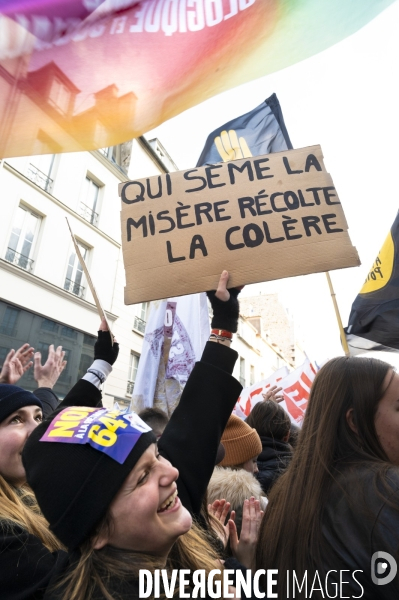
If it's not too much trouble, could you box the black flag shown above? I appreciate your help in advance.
[196,93,292,167]
[346,212,399,354]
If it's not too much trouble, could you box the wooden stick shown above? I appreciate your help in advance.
[325,271,349,356]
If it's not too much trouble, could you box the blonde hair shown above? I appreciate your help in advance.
[58,516,223,600]
[0,474,63,552]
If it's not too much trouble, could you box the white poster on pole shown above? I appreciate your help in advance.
[131,292,210,415]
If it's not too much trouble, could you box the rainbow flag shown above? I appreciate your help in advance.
[0,0,394,158]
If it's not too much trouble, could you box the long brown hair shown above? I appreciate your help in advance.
[58,515,224,600]
[255,356,394,598]
[0,475,62,552]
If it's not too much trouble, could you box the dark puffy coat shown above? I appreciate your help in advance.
[320,464,399,600]
[256,435,292,494]
[0,385,65,600]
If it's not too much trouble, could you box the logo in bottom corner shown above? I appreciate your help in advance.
[371,551,397,585]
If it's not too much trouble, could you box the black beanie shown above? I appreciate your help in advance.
[0,385,42,422]
[22,406,156,550]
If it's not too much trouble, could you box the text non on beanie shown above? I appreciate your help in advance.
[22,405,156,550]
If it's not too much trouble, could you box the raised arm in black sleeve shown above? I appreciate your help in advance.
[58,378,102,410]
[158,341,242,517]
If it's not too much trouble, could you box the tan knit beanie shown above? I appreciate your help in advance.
[220,414,262,467]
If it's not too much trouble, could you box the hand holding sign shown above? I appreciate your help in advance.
[207,270,242,333]
[66,218,113,343]
[95,319,119,365]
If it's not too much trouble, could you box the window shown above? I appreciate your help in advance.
[93,121,108,148]
[133,303,148,335]
[0,300,96,398]
[41,318,59,333]
[48,77,71,115]
[127,352,140,395]
[250,365,255,386]
[0,346,9,368]
[80,177,100,226]
[239,357,246,387]
[78,353,92,381]
[0,306,20,337]
[61,326,78,339]
[36,341,51,363]
[99,146,122,166]
[83,333,96,347]
[5,205,41,271]
[140,303,148,321]
[64,242,88,298]
[27,154,55,192]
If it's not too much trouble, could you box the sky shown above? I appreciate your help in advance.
[146,1,399,366]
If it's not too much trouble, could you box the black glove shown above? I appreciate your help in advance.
[206,288,241,333]
[94,330,119,365]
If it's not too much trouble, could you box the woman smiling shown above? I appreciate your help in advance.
[23,271,245,600]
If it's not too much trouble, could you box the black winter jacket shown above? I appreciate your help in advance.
[320,463,399,599]
[256,435,292,495]
[0,386,64,600]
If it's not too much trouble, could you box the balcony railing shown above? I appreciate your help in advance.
[27,164,53,192]
[80,202,99,226]
[133,316,146,334]
[64,278,85,298]
[5,247,34,271]
[126,380,134,395]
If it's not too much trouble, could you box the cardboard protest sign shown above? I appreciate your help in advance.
[119,145,360,304]
[66,218,113,340]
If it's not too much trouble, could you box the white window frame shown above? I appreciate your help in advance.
[5,205,41,272]
[250,365,255,386]
[240,356,246,387]
[64,241,89,298]
[80,176,101,226]
[48,77,71,114]
[127,351,140,395]
[133,302,148,335]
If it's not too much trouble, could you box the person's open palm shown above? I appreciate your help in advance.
[0,344,34,384]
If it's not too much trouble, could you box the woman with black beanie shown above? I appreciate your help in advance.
[22,271,245,600]
[0,346,69,599]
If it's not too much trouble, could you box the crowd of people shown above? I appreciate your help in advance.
[0,270,398,599]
